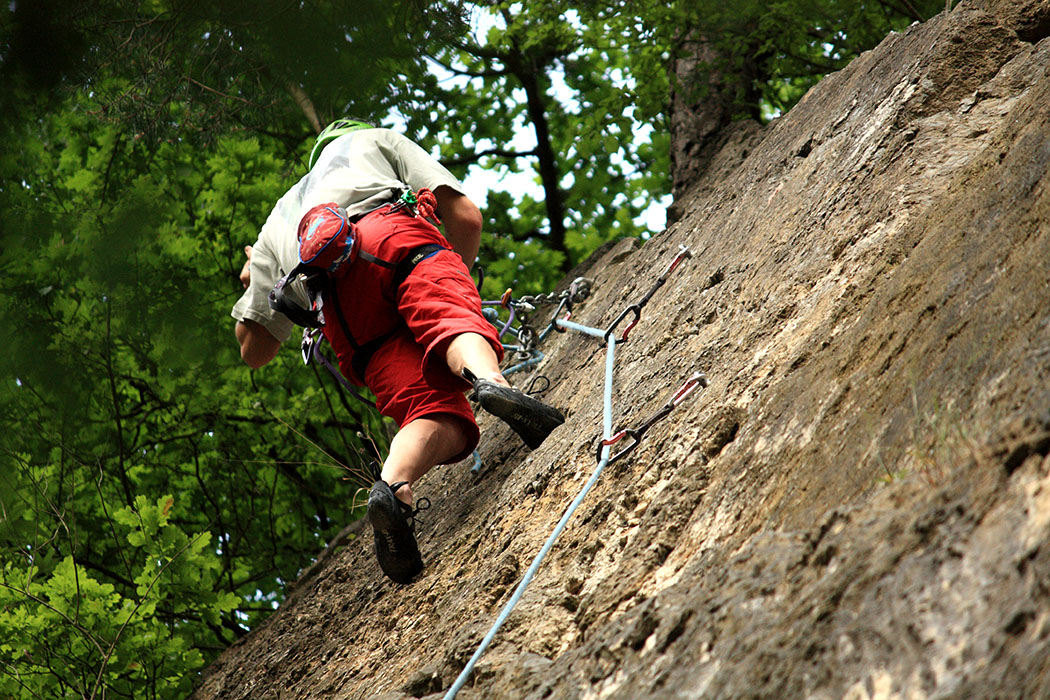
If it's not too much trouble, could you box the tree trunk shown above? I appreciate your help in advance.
[667,28,767,227]
[512,56,569,266]
[668,33,733,204]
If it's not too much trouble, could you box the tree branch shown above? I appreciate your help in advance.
[285,82,322,134]
[183,76,256,106]
[428,54,509,79]
[441,146,538,168]
[72,556,136,590]
[506,52,569,263]
[102,302,133,507]
[450,39,507,62]
[876,0,927,22]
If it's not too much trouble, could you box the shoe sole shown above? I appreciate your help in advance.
[367,483,422,584]
[476,383,565,449]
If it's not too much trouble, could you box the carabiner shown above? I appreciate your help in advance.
[301,328,322,365]
[592,371,709,465]
[596,429,642,465]
[603,304,642,344]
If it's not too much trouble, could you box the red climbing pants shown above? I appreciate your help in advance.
[322,206,503,463]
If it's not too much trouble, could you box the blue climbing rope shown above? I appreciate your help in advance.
[443,246,699,699]
[555,317,608,338]
[444,333,619,700]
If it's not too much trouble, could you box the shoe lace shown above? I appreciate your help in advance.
[465,371,553,402]
[389,481,430,531]
[522,374,551,398]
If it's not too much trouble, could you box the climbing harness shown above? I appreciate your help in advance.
[274,192,453,383]
[443,246,706,700]
[302,268,588,427]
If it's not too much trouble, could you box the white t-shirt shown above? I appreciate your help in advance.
[231,128,465,343]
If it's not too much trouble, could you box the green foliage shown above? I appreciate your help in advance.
[601,0,945,119]
[0,1,953,696]
[0,93,386,697]
[0,494,236,699]
[1,0,462,147]
[396,1,671,294]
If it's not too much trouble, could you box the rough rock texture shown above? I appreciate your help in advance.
[193,1,1050,698]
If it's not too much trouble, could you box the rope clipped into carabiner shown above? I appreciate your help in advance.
[415,188,440,224]
[596,372,709,464]
[391,187,441,225]
[444,247,705,700]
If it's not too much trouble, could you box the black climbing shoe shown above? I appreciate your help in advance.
[470,377,565,449]
[367,480,423,585]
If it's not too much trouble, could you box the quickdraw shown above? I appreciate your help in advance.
[602,245,692,344]
[595,371,709,464]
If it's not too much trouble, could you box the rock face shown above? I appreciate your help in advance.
[193,1,1050,698]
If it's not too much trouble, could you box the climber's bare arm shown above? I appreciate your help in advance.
[434,185,482,269]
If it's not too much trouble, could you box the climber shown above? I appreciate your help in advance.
[231,120,565,585]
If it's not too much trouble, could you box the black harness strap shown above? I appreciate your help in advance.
[325,242,450,378]
[357,250,396,269]
[391,244,445,291]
